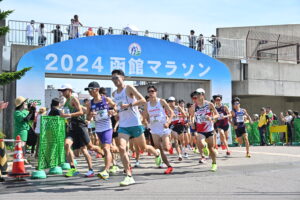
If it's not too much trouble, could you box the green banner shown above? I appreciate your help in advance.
[38,116,66,170]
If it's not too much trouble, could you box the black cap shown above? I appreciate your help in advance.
[84,81,100,91]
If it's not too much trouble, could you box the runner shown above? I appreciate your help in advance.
[213,94,231,155]
[189,88,219,172]
[143,85,175,174]
[58,84,103,178]
[168,97,186,161]
[85,81,116,180]
[187,96,198,154]
[111,69,162,186]
[178,100,190,158]
[231,97,252,158]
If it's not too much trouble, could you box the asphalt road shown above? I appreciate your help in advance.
[1,146,300,199]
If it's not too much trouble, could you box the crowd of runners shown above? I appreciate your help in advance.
[15,69,253,186]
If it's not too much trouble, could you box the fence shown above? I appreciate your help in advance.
[6,20,245,59]
[231,120,300,145]
[38,116,65,170]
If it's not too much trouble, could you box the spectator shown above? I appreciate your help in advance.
[97,27,105,35]
[122,29,128,35]
[14,97,36,158]
[144,30,149,37]
[162,33,169,41]
[107,27,113,35]
[48,98,62,116]
[266,107,274,121]
[67,19,76,39]
[209,34,221,58]
[84,27,96,37]
[34,107,46,158]
[51,25,63,43]
[26,20,35,45]
[280,110,293,144]
[258,107,270,146]
[36,23,47,46]
[253,114,259,122]
[174,34,182,44]
[188,30,197,49]
[197,34,204,52]
[0,101,8,111]
[73,14,83,38]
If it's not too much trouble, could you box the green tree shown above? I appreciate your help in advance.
[0,0,31,84]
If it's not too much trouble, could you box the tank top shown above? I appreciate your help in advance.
[195,102,214,133]
[63,96,85,123]
[233,108,246,128]
[147,98,167,129]
[113,86,141,127]
[171,107,181,125]
[91,97,112,132]
[215,104,229,126]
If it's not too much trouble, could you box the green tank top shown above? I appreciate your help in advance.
[64,96,85,122]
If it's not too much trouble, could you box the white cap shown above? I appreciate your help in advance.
[195,88,205,94]
[58,84,73,91]
[168,96,176,101]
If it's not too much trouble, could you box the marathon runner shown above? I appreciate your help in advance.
[168,97,186,161]
[178,100,190,158]
[213,94,231,155]
[58,84,103,178]
[143,85,175,174]
[189,88,219,172]
[111,69,162,186]
[85,81,116,180]
[231,97,252,158]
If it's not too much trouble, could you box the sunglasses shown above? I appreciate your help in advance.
[215,98,221,101]
[234,102,240,105]
[192,97,197,100]
[88,88,97,92]
[168,100,175,102]
[148,90,156,93]
[196,92,205,96]
[111,76,120,80]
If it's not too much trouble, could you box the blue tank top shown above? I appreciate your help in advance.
[233,108,245,128]
[91,97,112,132]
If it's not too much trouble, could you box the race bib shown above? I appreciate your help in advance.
[150,115,165,123]
[196,114,207,123]
[218,113,224,120]
[95,109,109,121]
[236,115,244,123]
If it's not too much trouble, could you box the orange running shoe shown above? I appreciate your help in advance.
[164,167,173,174]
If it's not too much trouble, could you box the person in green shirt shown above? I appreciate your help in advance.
[14,96,36,156]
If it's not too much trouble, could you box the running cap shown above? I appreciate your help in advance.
[58,84,73,91]
[84,81,100,91]
[168,96,176,101]
[195,88,205,94]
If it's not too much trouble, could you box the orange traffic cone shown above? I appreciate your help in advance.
[8,135,29,178]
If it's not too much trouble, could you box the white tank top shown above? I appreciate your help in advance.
[147,98,167,129]
[195,102,214,132]
[113,86,142,127]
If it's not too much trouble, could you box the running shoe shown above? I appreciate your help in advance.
[65,168,79,177]
[203,146,209,156]
[211,164,217,172]
[164,166,173,174]
[155,149,162,166]
[184,152,189,158]
[169,147,174,155]
[120,176,135,186]
[178,155,183,161]
[199,157,207,164]
[132,152,136,158]
[221,145,226,150]
[109,165,120,174]
[98,170,109,180]
[226,151,231,156]
[85,169,95,177]
[193,148,199,154]
[246,152,251,158]
[134,161,141,168]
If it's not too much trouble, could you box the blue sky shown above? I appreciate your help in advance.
[3,0,300,94]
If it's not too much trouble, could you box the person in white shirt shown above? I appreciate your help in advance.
[36,23,47,46]
[174,34,182,44]
[26,20,35,45]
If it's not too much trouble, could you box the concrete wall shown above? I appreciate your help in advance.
[217,24,300,39]
[136,81,211,103]
[237,95,300,117]
[0,44,39,138]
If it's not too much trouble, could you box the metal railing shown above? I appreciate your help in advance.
[6,20,246,59]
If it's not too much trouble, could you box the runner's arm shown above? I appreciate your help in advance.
[209,102,219,120]
[126,85,146,107]
[161,99,174,125]
[178,106,187,118]
[106,97,116,110]
[224,105,232,118]
[69,97,84,117]
[244,109,253,124]
[142,103,150,126]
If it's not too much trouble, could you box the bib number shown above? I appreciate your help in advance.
[196,115,207,123]
[95,109,109,121]
[236,115,244,123]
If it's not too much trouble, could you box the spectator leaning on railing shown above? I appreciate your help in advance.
[97,27,105,35]
[174,34,182,44]
[84,28,96,37]
[209,35,221,58]
[36,23,47,46]
[188,30,196,49]
[67,19,76,39]
[73,14,83,38]
[197,34,204,52]
[51,25,63,43]
[26,20,35,45]
[162,33,169,41]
